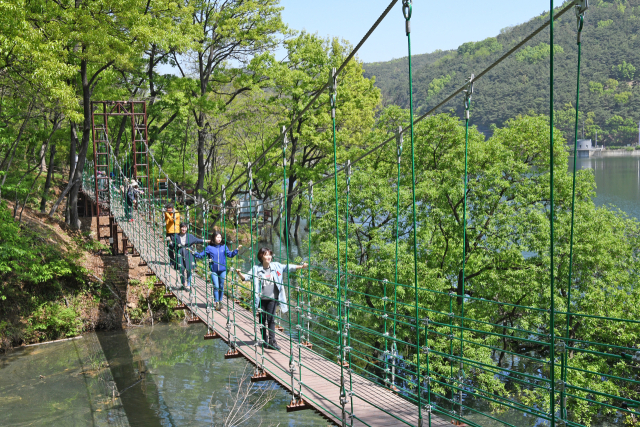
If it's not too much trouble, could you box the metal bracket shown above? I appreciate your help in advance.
[346,160,351,193]
[329,68,337,118]
[575,0,588,18]
[402,0,412,34]
[396,126,404,165]
[463,74,474,119]
[575,0,588,42]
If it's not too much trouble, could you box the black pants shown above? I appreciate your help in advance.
[167,233,177,268]
[260,298,277,344]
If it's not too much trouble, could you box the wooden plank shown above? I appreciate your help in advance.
[113,209,451,427]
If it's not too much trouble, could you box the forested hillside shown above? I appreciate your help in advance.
[364,0,640,144]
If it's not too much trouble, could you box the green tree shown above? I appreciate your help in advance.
[612,60,636,80]
[309,113,640,423]
[172,0,287,199]
[258,32,380,238]
[21,0,195,227]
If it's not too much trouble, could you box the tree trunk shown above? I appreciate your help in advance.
[294,213,301,249]
[39,139,48,173]
[39,140,57,212]
[285,176,296,237]
[69,59,94,230]
[114,115,127,156]
[195,117,207,199]
[65,121,78,223]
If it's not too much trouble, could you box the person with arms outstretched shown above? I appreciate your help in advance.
[235,247,308,350]
[195,231,242,311]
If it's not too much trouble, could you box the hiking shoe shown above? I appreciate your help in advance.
[216,302,222,311]
[267,342,281,351]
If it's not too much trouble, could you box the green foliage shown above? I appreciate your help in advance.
[515,43,564,64]
[457,37,503,58]
[598,19,614,27]
[614,91,633,104]
[589,81,604,94]
[427,74,454,101]
[365,0,640,146]
[363,50,453,103]
[0,201,92,346]
[309,112,640,424]
[26,302,82,341]
[612,60,636,80]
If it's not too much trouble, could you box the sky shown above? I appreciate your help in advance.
[158,1,553,75]
[278,0,552,63]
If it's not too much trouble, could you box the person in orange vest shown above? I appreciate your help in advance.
[164,204,180,268]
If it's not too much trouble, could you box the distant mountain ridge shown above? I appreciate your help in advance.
[363,0,640,144]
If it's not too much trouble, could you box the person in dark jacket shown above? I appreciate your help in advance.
[125,180,143,221]
[168,223,203,290]
[195,231,242,311]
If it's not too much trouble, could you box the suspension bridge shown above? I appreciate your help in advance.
[79,1,640,427]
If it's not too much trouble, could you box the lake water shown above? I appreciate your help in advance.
[0,323,328,427]
[1,157,637,427]
[573,156,640,219]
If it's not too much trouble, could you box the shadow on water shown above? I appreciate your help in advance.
[96,328,165,427]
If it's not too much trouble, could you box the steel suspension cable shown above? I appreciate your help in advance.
[329,66,348,427]
[282,126,297,406]
[549,1,557,426]
[392,128,402,392]
[344,160,354,425]
[402,2,426,425]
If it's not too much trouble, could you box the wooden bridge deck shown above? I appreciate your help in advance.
[113,208,448,427]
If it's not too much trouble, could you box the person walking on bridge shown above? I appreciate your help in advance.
[163,204,180,268]
[168,223,203,291]
[125,180,143,221]
[195,231,242,311]
[236,248,308,350]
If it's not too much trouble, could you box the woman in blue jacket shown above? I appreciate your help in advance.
[196,231,242,310]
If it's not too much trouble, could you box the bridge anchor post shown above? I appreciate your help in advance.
[250,370,274,383]
[286,398,311,412]
[224,347,243,359]
[204,330,222,340]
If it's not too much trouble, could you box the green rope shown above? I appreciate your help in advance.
[345,160,354,424]
[247,164,261,375]
[460,75,473,419]
[549,1,557,426]
[562,6,586,422]
[392,127,402,391]
[282,126,297,401]
[306,181,313,349]
[402,1,426,424]
[329,66,347,427]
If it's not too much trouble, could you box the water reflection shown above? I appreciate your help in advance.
[571,156,640,219]
[0,323,327,426]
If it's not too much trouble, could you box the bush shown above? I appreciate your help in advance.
[26,302,82,341]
